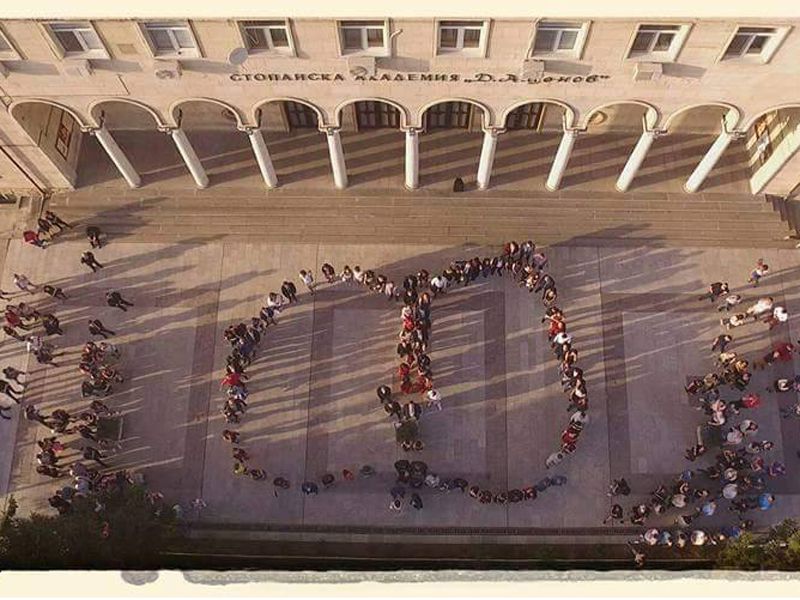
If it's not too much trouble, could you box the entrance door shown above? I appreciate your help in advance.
[424,102,472,129]
[355,101,400,129]
[284,101,319,130]
[505,103,544,130]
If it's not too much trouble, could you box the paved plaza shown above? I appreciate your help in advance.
[1,225,799,542]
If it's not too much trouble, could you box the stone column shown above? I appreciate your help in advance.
[90,126,141,189]
[684,131,735,193]
[167,128,209,189]
[546,129,579,192]
[244,127,278,189]
[404,128,420,190]
[476,128,502,191]
[615,130,658,192]
[325,127,348,190]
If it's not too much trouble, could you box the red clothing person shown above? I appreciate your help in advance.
[773,342,795,362]
[221,372,242,388]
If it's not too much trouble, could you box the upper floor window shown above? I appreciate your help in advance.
[627,23,690,62]
[722,26,788,62]
[241,20,294,55]
[531,21,589,59]
[0,26,20,60]
[338,20,388,55]
[140,21,201,58]
[44,21,109,59]
[437,20,488,56]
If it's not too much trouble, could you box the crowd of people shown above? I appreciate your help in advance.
[2,212,143,519]
[216,239,591,511]
[624,260,794,565]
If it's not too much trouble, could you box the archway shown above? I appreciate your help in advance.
[85,99,183,188]
[9,100,89,189]
[167,99,259,188]
[251,99,330,189]
[743,105,800,195]
[418,100,489,190]
[558,101,659,191]
[335,99,408,188]
[490,101,572,190]
[633,104,749,193]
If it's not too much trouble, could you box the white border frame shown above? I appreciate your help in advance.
[40,20,110,60]
[624,21,692,63]
[716,23,792,64]
[529,19,590,60]
[335,18,391,57]
[434,18,490,57]
[138,19,203,59]
[236,18,297,57]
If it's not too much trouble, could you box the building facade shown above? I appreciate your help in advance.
[0,9,799,197]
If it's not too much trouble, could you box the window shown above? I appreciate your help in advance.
[506,104,544,130]
[437,20,487,55]
[44,22,108,59]
[338,21,387,55]
[283,101,318,130]
[355,101,400,129]
[0,26,20,60]
[531,21,589,58]
[424,102,474,129]
[627,23,689,61]
[630,25,679,55]
[241,20,294,55]
[141,21,200,58]
[722,26,782,61]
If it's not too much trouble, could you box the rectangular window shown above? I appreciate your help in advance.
[142,21,200,57]
[241,20,292,54]
[45,22,108,58]
[629,24,681,56]
[437,21,486,54]
[339,21,386,54]
[723,27,777,59]
[0,27,20,60]
[533,21,584,54]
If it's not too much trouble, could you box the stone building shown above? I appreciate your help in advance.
[0,2,799,198]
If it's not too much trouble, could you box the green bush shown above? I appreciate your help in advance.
[717,519,800,570]
[0,485,178,569]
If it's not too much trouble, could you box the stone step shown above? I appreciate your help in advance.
[52,192,779,210]
[44,223,795,248]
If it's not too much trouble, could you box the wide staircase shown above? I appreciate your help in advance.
[44,187,796,248]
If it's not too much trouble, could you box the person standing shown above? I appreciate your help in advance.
[747,259,769,287]
[0,379,22,403]
[45,210,72,231]
[106,290,134,311]
[13,273,37,294]
[86,226,103,249]
[280,280,298,303]
[298,270,315,295]
[88,319,115,339]
[3,366,25,384]
[43,285,68,300]
[3,325,24,342]
[425,388,443,412]
[42,314,63,336]
[80,251,104,272]
[23,230,47,249]
[698,282,729,303]
[321,263,336,284]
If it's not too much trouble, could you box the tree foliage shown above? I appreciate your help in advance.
[0,485,178,569]
[717,519,800,570]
